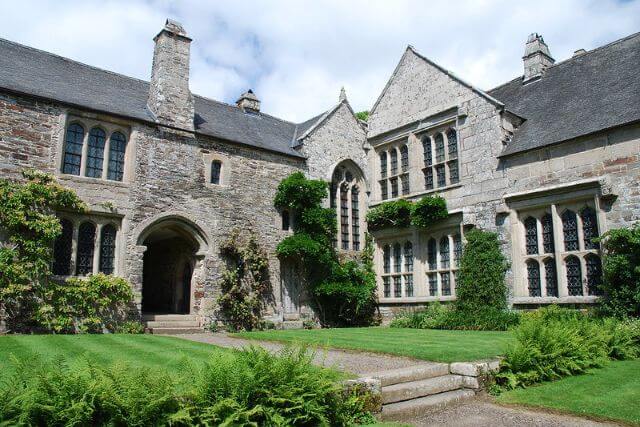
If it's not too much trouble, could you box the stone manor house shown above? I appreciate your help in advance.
[0,20,638,329]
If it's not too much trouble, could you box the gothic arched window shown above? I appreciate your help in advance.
[586,254,602,296]
[440,236,450,269]
[99,224,117,274]
[423,136,432,167]
[351,186,360,250]
[86,127,106,178]
[542,213,554,253]
[427,238,437,270]
[76,222,96,276]
[400,145,409,171]
[447,128,458,159]
[435,133,445,163]
[380,152,387,179]
[108,131,127,181]
[524,216,538,255]
[52,219,73,275]
[390,149,398,175]
[581,207,599,250]
[340,184,349,250]
[562,210,579,251]
[526,260,541,297]
[544,258,558,297]
[210,160,222,185]
[566,255,583,296]
[62,123,84,175]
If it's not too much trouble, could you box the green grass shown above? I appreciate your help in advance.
[0,334,227,379]
[236,327,513,362]
[497,359,640,425]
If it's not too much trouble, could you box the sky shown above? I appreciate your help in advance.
[1,0,639,122]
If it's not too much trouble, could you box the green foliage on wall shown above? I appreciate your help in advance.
[217,229,271,331]
[275,173,377,326]
[598,224,640,318]
[355,111,370,122]
[365,195,448,231]
[0,170,87,331]
[456,228,509,312]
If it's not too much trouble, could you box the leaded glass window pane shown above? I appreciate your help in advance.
[390,149,398,175]
[383,276,390,298]
[400,145,409,171]
[447,128,458,159]
[586,254,602,296]
[86,127,106,178]
[52,219,73,275]
[424,168,434,190]
[62,123,84,175]
[542,213,555,253]
[401,174,410,195]
[435,133,445,163]
[449,160,459,184]
[390,177,398,198]
[524,216,538,255]
[99,224,117,274]
[441,272,451,296]
[581,207,599,250]
[427,238,437,270]
[108,131,127,181]
[380,180,388,200]
[210,160,222,184]
[393,276,402,298]
[404,242,413,272]
[440,236,450,269]
[351,187,360,251]
[423,137,432,167]
[527,260,541,297]
[404,275,414,297]
[393,243,402,273]
[76,222,96,276]
[383,245,391,274]
[566,255,583,296]
[562,210,579,251]
[340,185,349,250]
[436,164,446,188]
[453,234,462,267]
[380,152,387,179]
[544,259,558,297]
[428,274,438,296]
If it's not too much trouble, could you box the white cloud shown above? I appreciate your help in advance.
[1,0,638,121]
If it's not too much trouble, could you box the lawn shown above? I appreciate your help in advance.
[0,334,226,379]
[236,327,513,362]
[497,359,640,425]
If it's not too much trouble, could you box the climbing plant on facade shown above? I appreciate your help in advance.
[275,172,377,326]
[365,195,448,231]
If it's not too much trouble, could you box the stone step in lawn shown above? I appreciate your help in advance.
[381,389,476,421]
[372,363,450,387]
[142,314,199,322]
[147,327,204,335]
[382,374,464,404]
[145,320,201,328]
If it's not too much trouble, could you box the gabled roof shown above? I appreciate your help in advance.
[0,37,307,158]
[490,32,640,157]
[369,45,504,117]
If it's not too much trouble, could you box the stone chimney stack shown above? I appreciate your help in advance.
[236,90,261,113]
[148,19,194,131]
[523,33,555,83]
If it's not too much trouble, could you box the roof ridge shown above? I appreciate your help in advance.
[192,93,296,126]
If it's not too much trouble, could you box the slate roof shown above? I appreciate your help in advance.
[0,38,308,158]
[489,32,640,157]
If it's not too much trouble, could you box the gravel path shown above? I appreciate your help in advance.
[410,398,618,427]
[177,332,429,375]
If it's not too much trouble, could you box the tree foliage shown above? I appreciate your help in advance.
[274,173,377,326]
[0,170,87,331]
[598,224,640,318]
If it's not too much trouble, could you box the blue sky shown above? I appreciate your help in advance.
[1,0,639,122]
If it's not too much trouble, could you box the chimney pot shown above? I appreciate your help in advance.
[237,90,261,113]
[573,48,587,57]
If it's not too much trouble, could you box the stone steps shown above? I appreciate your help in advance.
[142,314,203,335]
[381,389,476,421]
[147,327,204,335]
[373,363,450,387]
[145,320,201,328]
[382,374,464,404]
[142,314,198,321]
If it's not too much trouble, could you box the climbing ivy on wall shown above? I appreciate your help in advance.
[365,195,448,231]
[275,172,377,326]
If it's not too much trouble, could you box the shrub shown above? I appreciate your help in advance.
[598,224,640,318]
[410,195,448,228]
[456,228,509,312]
[35,273,135,334]
[390,303,519,331]
[274,171,327,213]
[496,306,639,389]
[0,346,374,426]
[365,199,412,231]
